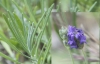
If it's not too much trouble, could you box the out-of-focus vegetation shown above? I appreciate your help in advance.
[0,0,53,64]
[0,0,100,64]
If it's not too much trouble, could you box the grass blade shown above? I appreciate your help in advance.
[88,1,97,12]
[0,52,21,64]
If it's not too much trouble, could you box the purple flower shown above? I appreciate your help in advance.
[67,25,86,49]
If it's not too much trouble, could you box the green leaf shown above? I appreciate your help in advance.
[3,13,28,52]
[88,1,97,12]
[30,12,46,50]
[0,31,30,59]
[0,52,21,64]
[31,4,54,56]
[42,38,51,64]
[13,12,24,34]
[24,0,36,24]
[1,41,14,58]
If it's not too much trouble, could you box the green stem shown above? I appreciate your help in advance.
[64,44,74,64]
[73,12,77,27]
[81,49,88,64]
[68,48,74,64]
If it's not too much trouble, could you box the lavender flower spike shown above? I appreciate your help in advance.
[67,25,86,49]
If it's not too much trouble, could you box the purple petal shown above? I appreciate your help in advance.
[70,45,78,48]
[68,25,76,33]
[76,29,83,33]
[67,25,86,49]
[80,35,86,43]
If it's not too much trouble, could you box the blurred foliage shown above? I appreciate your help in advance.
[0,0,99,64]
[72,0,100,12]
[0,0,53,64]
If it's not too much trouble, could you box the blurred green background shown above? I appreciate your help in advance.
[0,0,100,64]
